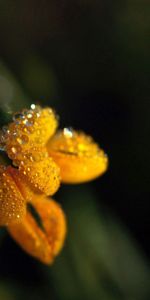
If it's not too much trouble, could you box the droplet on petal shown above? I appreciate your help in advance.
[0,165,26,226]
[0,106,58,166]
[47,129,108,183]
[8,197,66,264]
[13,113,25,123]
[31,104,36,110]
[63,127,73,138]
[18,150,61,195]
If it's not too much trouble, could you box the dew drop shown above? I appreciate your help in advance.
[31,104,36,110]
[22,119,28,125]
[36,112,40,118]
[0,145,5,151]
[63,128,73,138]
[16,135,29,145]
[11,147,17,154]
[27,113,33,119]
[25,120,34,127]
[2,126,8,133]
[13,113,24,122]
[16,137,23,145]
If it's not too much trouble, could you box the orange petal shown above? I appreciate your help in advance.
[8,167,35,203]
[6,148,61,198]
[47,129,108,183]
[0,165,26,226]
[18,151,61,196]
[0,105,58,163]
[8,197,66,264]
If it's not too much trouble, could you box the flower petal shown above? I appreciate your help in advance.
[47,129,108,183]
[8,197,66,264]
[18,152,61,196]
[0,106,58,163]
[0,165,26,226]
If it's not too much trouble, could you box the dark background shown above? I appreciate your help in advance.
[0,1,150,300]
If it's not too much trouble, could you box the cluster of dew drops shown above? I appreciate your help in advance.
[0,104,53,164]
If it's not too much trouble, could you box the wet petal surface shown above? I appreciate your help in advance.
[47,129,108,183]
[8,197,66,264]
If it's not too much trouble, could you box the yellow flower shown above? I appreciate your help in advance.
[0,165,66,264]
[0,105,60,195]
[0,165,26,226]
[0,104,108,264]
[47,128,108,183]
[8,196,67,265]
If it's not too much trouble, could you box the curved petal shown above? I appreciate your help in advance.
[0,165,26,226]
[8,197,66,264]
[18,151,61,196]
[0,105,58,163]
[47,129,108,183]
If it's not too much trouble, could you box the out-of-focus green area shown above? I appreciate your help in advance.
[0,1,150,300]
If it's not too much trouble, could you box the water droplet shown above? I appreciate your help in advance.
[13,160,19,167]
[12,132,18,137]
[22,118,28,125]
[2,126,8,133]
[16,137,23,145]
[27,113,33,119]
[16,135,29,145]
[0,145,5,151]
[63,128,73,138]
[11,147,17,154]
[13,113,24,122]
[31,104,36,110]
[36,112,40,118]
[25,120,34,127]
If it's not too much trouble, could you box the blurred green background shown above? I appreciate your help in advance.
[0,1,150,299]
